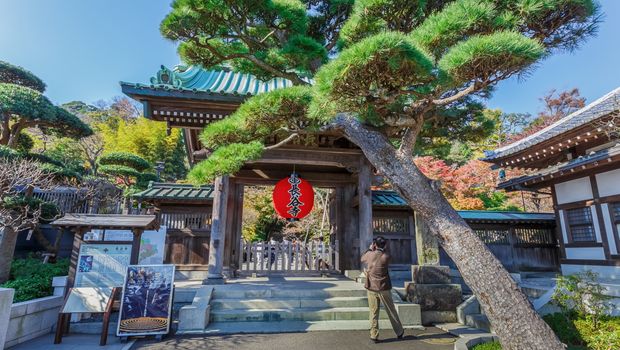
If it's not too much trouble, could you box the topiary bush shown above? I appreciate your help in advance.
[99,152,151,172]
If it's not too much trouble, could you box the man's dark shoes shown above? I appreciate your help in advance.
[370,338,379,344]
[397,331,405,339]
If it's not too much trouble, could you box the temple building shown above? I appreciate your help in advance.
[122,64,561,281]
[483,87,620,280]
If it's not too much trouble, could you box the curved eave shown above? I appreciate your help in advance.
[120,82,248,104]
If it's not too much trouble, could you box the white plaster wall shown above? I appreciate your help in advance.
[558,210,569,243]
[591,206,603,243]
[565,247,606,260]
[562,264,620,281]
[602,204,619,255]
[596,168,620,197]
[555,177,593,204]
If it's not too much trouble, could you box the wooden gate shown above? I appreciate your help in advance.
[238,240,340,274]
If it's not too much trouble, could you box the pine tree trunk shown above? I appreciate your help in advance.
[334,114,564,350]
[0,227,18,283]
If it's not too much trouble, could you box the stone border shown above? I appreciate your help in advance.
[5,295,64,348]
[435,322,498,350]
[177,285,214,333]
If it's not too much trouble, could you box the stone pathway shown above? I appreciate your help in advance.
[8,334,134,350]
[130,328,456,350]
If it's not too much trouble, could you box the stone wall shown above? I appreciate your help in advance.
[0,289,14,349]
[4,295,63,348]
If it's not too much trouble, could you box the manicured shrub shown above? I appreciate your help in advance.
[0,257,69,302]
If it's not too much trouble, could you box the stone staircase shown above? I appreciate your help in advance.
[459,275,556,333]
[175,277,421,334]
[206,284,388,332]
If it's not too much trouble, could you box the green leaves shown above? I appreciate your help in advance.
[314,31,434,122]
[0,83,56,122]
[411,0,500,59]
[188,141,264,183]
[0,61,46,92]
[99,152,151,172]
[200,86,314,148]
[161,0,321,81]
[439,31,545,84]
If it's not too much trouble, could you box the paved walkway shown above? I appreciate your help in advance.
[9,334,134,350]
[131,328,456,350]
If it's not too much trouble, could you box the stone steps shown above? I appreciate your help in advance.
[182,320,414,335]
[211,296,369,310]
[212,288,368,299]
[211,307,389,322]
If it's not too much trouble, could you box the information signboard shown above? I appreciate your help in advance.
[117,265,175,337]
[75,243,132,287]
[138,226,167,265]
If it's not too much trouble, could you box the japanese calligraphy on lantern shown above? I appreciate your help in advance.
[272,173,314,220]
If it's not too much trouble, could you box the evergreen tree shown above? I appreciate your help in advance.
[0,61,92,147]
[161,1,600,348]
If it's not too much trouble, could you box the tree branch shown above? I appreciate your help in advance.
[265,133,299,150]
[398,115,424,156]
[432,83,478,106]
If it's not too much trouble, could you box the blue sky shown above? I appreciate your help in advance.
[1,0,619,116]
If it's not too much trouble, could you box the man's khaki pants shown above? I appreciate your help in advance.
[367,289,404,340]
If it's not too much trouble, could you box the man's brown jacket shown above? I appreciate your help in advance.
[361,248,392,292]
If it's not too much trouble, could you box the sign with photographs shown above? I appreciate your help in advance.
[117,265,175,337]
[75,243,131,287]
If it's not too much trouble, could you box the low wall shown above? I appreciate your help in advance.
[4,295,63,348]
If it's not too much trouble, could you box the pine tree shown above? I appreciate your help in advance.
[160,1,600,348]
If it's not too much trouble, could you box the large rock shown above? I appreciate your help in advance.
[411,265,451,284]
[405,283,462,311]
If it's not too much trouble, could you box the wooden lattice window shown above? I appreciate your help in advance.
[373,217,409,235]
[565,207,595,242]
[475,229,509,244]
[515,228,555,244]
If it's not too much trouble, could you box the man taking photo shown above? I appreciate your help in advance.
[361,236,404,343]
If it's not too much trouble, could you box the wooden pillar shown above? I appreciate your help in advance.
[342,184,358,270]
[358,158,373,259]
[223,181,244,275]
[65,228,84,294]
[414,211,439,265]
[205,175,229,284]
[130,229,143,264]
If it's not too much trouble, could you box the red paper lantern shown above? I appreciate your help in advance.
[273,173,314,220]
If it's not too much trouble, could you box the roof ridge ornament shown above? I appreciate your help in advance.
[150,65,182,88]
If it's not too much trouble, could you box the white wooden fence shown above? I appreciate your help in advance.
[238,239,340,274]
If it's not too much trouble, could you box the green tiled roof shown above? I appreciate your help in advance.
[133,182,214,202]
[371,190,555,223]
[121,64,293,97]
[372,190,408,207]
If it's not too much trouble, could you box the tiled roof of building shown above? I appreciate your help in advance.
[497,142,620,190]
[483,87,620,161]
[371,190,555,223]
[133,182,215,202]
[120,64,293,98]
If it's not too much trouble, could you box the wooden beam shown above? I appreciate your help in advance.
[232,169,355,184]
